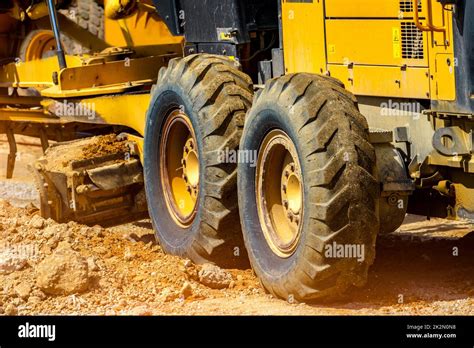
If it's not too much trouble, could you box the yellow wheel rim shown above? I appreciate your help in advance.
[256,129,303,258]
[160,109,199,227]
[24,31,57,61]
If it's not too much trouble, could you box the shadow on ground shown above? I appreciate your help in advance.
[323,231,474,309]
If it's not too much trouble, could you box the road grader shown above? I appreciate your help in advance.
[0,0,472,301]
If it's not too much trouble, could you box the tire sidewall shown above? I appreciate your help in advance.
[144,83,205,256]
[238,100,311,283]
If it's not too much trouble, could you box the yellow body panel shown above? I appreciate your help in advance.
[328,64,430,99]
[0,56,85,89]
[325,0,427,18]
[104,0,183,57]
[281,0,456,101]
[41,55,169,98]
[326,20,429,67]
[75,93,150,136]
[426,2,455,101]
[435,54,456,101]
[281,0,326,75]
[56,56,163,90]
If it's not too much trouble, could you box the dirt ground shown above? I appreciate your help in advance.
[0,136,473,315]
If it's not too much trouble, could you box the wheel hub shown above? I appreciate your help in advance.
[182,137,199,199]
[256,129,303,258]
[24,31,57,61]
[281,162,302,224]
[160,110,200,226]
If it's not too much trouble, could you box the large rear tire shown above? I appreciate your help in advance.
[144,54,253,268]
[59,0,105,54]
[18,0,104,61]
[238,73,380,301]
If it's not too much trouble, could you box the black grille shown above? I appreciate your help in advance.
[400,0,422,12]
[401,22,424,59]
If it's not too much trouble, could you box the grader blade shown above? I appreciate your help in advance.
[32,134,148,227]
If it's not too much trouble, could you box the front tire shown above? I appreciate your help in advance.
[238,73,380,301]
[144,54,253,268]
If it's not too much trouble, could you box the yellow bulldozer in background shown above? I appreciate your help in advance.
[0,0,472,301]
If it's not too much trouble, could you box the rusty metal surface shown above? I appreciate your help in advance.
[87,158,143,191]
[33,134,148,227]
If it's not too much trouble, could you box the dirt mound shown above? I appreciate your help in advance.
[42,134,129,172]
[3,136,473,315]
[81,134,129,160]
[0,196,473,315]
[0,200,261,315]
[36,243,91,295]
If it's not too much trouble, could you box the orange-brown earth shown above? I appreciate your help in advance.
[0,136,473,315]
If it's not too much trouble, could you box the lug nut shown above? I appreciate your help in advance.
[284,170,290,178]
[283,199,289,209]
[282,184,287,193]
[290,164,295,172]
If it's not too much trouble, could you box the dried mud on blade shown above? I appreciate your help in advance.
[31,134,148,227]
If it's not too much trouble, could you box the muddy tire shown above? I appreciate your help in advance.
[18,0,104,62]
[238,73,380,301]
[144,54,253,268]
[59,0,104,55]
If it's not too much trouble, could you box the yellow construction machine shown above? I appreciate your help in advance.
[0,0,472,301]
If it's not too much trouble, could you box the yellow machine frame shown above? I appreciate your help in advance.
[0,1,183,166]
[0,0,463,174]
[281,0,456,101]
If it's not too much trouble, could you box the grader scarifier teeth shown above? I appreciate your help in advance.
[32,134,148,227]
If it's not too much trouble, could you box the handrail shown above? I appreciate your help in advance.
[412,0,447,33]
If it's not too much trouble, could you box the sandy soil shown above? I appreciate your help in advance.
[0,136,473,315]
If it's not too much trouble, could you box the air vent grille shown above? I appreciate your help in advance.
[400,0,422,12]
[401,22,424,59]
